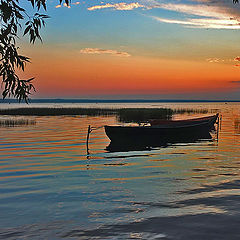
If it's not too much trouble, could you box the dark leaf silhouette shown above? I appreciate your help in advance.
[0,0,71,102]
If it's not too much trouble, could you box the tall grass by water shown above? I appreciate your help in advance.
[0,107,117,116]
[0,118,36,127]
[0,107,209,123]
[117,108,173,123]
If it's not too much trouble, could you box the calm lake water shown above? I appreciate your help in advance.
[0,102,240,239]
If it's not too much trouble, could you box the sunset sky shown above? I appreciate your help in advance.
[20,0,240,100]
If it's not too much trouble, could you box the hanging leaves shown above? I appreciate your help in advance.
[24,13,49,43]
[0,0,71,102]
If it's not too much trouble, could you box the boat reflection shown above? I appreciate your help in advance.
[106,131,214,152]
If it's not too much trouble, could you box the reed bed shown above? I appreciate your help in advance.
[173,108,209,114]
[0,107,209,123]
[0,108,117,116]
[117,108,173,123]
[0,118,36,127]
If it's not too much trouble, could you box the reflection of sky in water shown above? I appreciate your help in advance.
[0,103,240,239]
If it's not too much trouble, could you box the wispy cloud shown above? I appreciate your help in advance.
[234,56,240,66]
[153,16,240,29]
[206,56,240,66]
[150,2,240,29]
[87,2,145,11]
[151,3,231,18]
[206,58,224,63]
[80,48,131,57]
[234,56,240,62]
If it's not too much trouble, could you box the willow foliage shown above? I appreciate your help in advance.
[0,0,70,102]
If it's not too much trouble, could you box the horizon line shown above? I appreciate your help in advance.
[1,98,240,103]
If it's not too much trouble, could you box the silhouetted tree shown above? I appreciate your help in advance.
[0,0,70,102]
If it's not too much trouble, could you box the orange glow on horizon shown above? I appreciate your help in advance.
[23,49,240,97]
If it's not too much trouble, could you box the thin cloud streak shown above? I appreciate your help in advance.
[206,58,223,63]
[88,2,145,11]
[151,3,231,18]
[80,48,131,57]
[153,16,240,29]
[148,2,240,29]
[206,56,240,67]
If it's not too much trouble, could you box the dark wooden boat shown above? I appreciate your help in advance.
[105,113,219,144]
[149,114,218,126]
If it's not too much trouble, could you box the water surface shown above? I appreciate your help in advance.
[0,102,240,239]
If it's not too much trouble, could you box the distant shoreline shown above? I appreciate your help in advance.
[0,99,240,104]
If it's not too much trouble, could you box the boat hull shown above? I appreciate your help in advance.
[105,114,218,145]
[105,125,212,143]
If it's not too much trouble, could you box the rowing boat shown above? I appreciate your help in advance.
[104,113,219,144]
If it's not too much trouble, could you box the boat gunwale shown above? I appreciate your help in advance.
[105,114,218,130]
[149,113,218,125]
